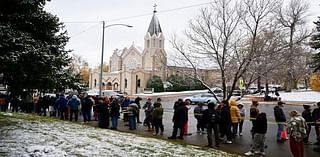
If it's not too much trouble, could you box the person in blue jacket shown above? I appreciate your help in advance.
[55,94,68,120]
[68,95,81,122]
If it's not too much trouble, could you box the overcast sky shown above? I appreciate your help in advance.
[44,0,320,68]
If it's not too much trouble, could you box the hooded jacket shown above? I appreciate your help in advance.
[68,95,80,110]
[230,100,241,123]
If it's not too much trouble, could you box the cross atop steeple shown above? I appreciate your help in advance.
[153,3,157,12]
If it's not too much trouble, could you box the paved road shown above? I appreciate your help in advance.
[113,94,319,157]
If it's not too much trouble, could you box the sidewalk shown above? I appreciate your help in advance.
[86,110,319,157]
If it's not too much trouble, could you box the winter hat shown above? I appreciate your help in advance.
[237,103,244,107]
[289,110,299,117]
[207,101,216,109]
[278,101,285,106]
[303,104,311,110]
[230,100,237,106]
[252,100,259,106]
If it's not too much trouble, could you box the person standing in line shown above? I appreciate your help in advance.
[249,100,259,139]
[82,95,94,123]
[143,97,154,131]
[68,95,81,122]
[194,103,205,133]
[10,95,20,112]
[134,97,142,124]
[287,110,308,157]
[237,103,246,136]
[109,99,120,130]
[312,102,320,145]
[203,101,220,148]
[302,104,313,144]
[219,100,233,144]
[230,100,241,138]
[56,94,68,120]
[274,101,287,143]
[127,102,139,130]
[96,98,109,129]
[244,112,268,156]
[168,100,188,140]
[152,98,164,135]
[183,99,191,136]
[121,97,131,122]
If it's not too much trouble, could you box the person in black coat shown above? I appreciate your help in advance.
[219,100,232,144]
[82,96,94,123]
[134,97,142,124]
[274,101,286,143]
[168,100,188,140]
[96,98,109,129]
[245,112,267,156]
[312,102,320,145]
[302,104,313,144]
[203,101,220,148]
[110,99,120,130]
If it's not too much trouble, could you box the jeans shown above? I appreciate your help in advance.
[153,118,164,134]
[129,116,136,130]
[82,109,91,122]
[171,122,184,138]
[251,133,266,152]
[207,123,219,146]
[231,123,238,137]
[69,109,79,122]
[277,123,284,140]
[239,119,244,133]
[111,116,119,129]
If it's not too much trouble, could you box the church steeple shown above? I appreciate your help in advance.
[147,4,162,36]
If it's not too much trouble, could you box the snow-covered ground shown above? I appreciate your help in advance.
[0,113,239,157]
[279,91,320,102]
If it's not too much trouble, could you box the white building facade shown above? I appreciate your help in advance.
[89,9,167,95]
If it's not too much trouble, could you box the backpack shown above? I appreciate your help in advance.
[210,110,220,123]
[250,107,258,121]
[194,106,202,119]
[287,117,307,140]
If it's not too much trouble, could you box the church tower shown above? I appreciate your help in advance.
[143,5,167,80]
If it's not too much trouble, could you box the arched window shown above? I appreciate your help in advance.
[94,79,97,87]
[159,40,162,47]
[137,79,141,87]
[125,79,128,88]
[147,40,150,48]
[152,39,155,47]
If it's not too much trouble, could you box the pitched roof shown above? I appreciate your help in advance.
[147,10,162,36]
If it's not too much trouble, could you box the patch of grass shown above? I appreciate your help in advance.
[87,134,102,141]
[0,113,17,128]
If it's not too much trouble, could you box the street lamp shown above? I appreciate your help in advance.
[99,21,133,97]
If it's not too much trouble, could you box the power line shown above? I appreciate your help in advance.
[63,21,101,24]
[109,2,212,22]
[69,23,101,38]
[59,1,213,24]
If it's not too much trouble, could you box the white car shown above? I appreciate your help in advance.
[183,93,220,104]
[208,87,223,97]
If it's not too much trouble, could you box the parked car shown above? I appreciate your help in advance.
[101,90,124,100]
[208,87,223,97]
[230,90,242,101]
[183,93,220,104]
[247,87,258,94]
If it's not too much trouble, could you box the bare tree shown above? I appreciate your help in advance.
[276,0,311,91]
[170,0,249,100]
